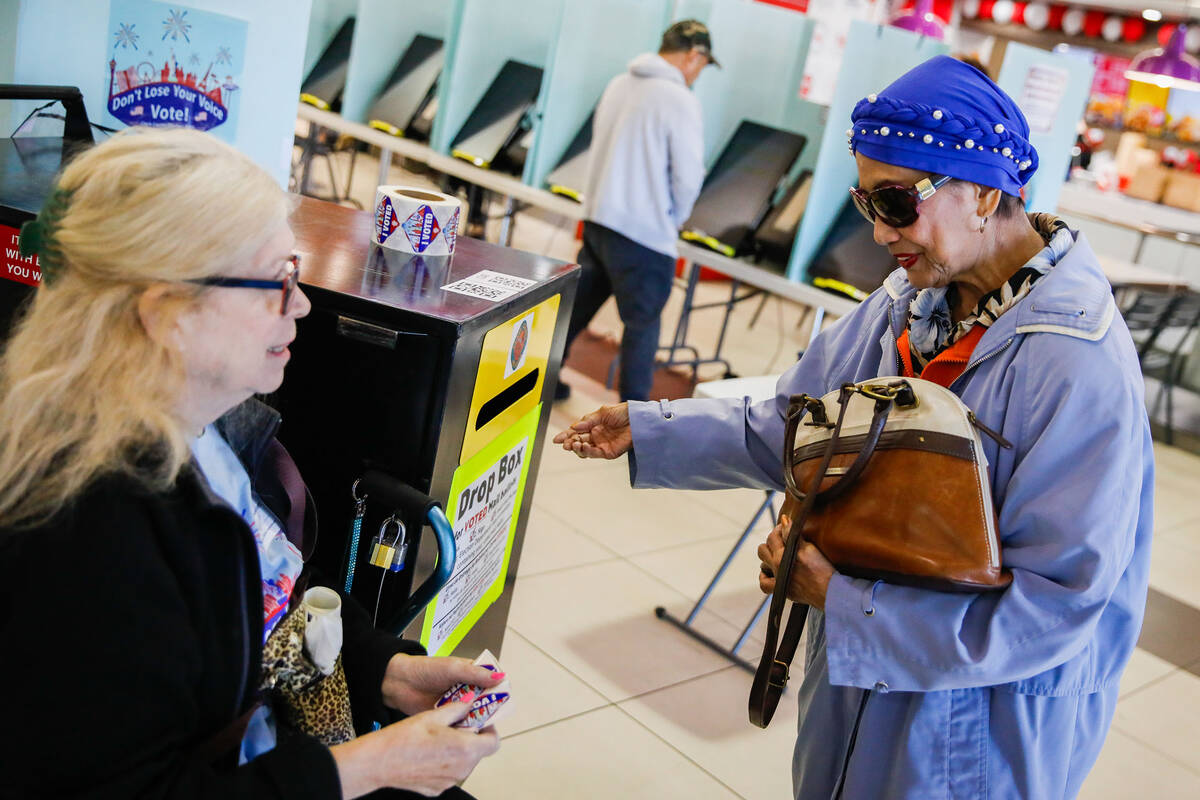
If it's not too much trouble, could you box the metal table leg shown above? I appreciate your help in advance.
[377,147,392,187]
[658,258,761,380]
[807,306,826,349]
[655,490,778,673]
[497,196,517,247]
[299,120,318,197]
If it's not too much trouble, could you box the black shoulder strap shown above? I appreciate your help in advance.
[750,388,892,728]
[262,438,317,561]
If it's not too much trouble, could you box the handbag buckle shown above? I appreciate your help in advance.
[890,380,918,409]
[857,380,919,410]
[794,396,834,429]
[768,659,791,689]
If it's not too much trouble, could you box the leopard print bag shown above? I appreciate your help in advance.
[259,596,355,746]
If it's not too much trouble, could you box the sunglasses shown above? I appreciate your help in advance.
[849,174,953,229]
[189,254,301,315]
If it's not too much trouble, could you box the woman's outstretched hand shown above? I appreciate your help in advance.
[552,402,632,459]
[757,514,835,610]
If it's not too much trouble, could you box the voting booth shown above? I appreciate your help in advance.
[680,120,808,259]
[671,0,818,273]
[364,34,444,140]
[274,196,578,657]
[338,0,453,138]
[301,16,356,111]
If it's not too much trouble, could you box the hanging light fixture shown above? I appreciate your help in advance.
[1125,23,1200,91]
[891,0,946,40]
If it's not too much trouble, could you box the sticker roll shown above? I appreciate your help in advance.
[372,185,462,256]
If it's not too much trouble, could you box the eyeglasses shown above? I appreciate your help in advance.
[849,175,953,229]
[188,254,301,315]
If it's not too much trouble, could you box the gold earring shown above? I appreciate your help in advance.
[978,217,988,233]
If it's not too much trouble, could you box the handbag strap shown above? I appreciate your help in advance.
[782,382,907,505]
[749,386,895,728]
[264,438,315,560]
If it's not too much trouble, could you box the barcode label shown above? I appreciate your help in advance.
[442,269,536,303]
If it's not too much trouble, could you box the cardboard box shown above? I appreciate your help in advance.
[1125,163,1170,202]
[1115,132,1149,176]
[1163,171,1200,212]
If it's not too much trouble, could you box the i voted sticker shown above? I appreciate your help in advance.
[403,204,442,254]
[375,196,399,245]
[443,207,460,253]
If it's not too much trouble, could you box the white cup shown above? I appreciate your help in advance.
[302,587,343,675]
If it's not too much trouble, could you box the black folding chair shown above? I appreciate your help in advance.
[1121,288,1184,361]
[1139,290,1200,444]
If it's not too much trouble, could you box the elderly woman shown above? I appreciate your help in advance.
[555,55,1153,798]
[0,128,499,798]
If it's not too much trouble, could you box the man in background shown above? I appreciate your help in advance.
[556,19,716,402]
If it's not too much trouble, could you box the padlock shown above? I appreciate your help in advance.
[369,539,396,569]
[369,515,407,572]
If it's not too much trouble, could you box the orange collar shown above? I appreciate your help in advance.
[897,325,986,388]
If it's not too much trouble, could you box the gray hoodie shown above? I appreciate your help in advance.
[582,53,705,258]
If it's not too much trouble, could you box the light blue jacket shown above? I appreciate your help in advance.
[628,231,1154,799]
[582,53,705,258]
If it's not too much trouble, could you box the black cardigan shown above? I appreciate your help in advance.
[0,403,423,799]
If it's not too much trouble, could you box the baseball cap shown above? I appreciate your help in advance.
[661,19,720,68]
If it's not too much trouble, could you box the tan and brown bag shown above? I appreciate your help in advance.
[750,378,1011,729]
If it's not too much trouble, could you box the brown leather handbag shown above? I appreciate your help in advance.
[749,377,1012,729]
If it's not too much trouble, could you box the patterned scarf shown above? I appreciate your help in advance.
[907,213,1072,370]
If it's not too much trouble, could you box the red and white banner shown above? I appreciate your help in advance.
[1,223,43,287]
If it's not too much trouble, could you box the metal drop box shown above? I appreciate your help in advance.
[274,196,578,658]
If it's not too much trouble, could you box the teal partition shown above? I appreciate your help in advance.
[688,0,814,168]
[339,0,451,124]
[527,0,672,192]
[787,98,828,176]
[304,0,358,79]
[0,0,19,137]
[432,0,565,158]
[673,0,713,24]
[788,22,948,282]
[995,43,1094,215]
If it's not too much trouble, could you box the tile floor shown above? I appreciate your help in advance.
[462,408,1200,800]
[302,142,1200,799]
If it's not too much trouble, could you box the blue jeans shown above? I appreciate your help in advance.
[564,222,675,401]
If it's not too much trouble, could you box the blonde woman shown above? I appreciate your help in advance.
[0,127,499,798]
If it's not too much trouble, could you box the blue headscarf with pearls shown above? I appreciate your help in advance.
[848,55,1038,196]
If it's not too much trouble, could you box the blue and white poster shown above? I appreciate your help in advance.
[104,1,247,142]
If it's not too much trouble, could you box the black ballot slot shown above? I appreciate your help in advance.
[300,17,356,112]
[545,110,594,203]
[450,60,544,176]
[476,369,540,430]
[682,121,807,258]
[367,34,444,139]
